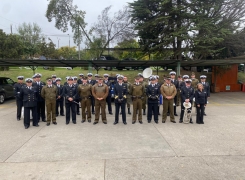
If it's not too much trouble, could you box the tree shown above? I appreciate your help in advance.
[56,46,77,59]
[17,22,43,58]
[112,39,145,60]
[130,0,245,60]
[46,0,91,43]
[91,6,135,57]
[46,1,135,58]
[38,38,57,59]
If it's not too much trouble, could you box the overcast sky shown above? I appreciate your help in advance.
[0,0,134,48]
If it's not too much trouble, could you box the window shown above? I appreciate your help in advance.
[6,78,14,84]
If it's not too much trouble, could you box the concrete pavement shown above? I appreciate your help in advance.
[0,92,245,180]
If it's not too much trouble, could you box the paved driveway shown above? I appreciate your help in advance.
[0,92,245,180]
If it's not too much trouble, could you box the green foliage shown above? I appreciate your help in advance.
[56,46,77,59]
[130,0,245,60]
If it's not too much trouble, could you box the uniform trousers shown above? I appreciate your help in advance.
[196,104,205,124]
[106,95,112,112]
[46,100,56,123]
[65,102,76,123]
[162,99,175,122]
[24,106,37,127]
[16,99,23,119]
[81,98,91,120]
[91,96,95,113]
[37,101,45,121]
[56,99,64,115]
[147,102,158,122]
[94,99,107,122]
[115,102,126,123]
[132,98,142,122]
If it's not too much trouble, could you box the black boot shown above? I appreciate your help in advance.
[143,109,146,115]
[128,108,131,115]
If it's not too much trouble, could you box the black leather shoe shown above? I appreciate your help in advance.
[56,114,59,117]
[132,121,136,124]
[66,122,69,125]
[109,112,113,115]
[25,126,29,129]
[155,121,158,124]
[158,113,161,115]
[17,118,21,121]
[148,120,151,123]
[171,121,176,123]
[120,112,122,115]
[123,122,127,125]
[204,113,207,116]
[88,120,91,123]
[33,124,39,127]
[179,120,183,123]
[77,112,80,115]
[139,121,143,124]
[190,119,193,124]
[46,123,50,126]
[103,122,107,124]
[113,122,118,125]
[93,122,98,125]
[167,113,170,116]
[73,122,76,124]
[143,110,146,115]
[92,112,95,114]
[53,122,57,125]
[162,121,165,123]
[42,120,47,122]
[128,112,131,115]
[174,113,178,116]
[61,114,65,116]
[81,120,85,123]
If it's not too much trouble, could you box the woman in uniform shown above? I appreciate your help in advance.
[195,83,207,124]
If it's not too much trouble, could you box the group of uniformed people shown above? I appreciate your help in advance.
[14,71,210,129]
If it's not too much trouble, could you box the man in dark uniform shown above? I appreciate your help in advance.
[19,78,39,129]
[55,78,64,117]
[170,71,179,116]
[146,76,160,123]
[32,74,36,83]
[114,75,127,125]
[200,75,210,115]
[123,76,132,115]
[32,73,46,122]
[103,74,113,115]
[41,78,58,126]
[77,73,84,84]
[63,76,69,86]
[63,76,77,124]
[77,76,92,123]
[180,75,189,90]
[87,73,95,114]
[179,79,195,123]
[51,75,57,85]
[14,76,24,121]
[92,76,109,125]
[73,76,80,115]
[130,76,145,124]
[177,75,183,106]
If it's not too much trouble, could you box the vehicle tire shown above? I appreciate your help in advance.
[0,93,5,104]
[126,68,130,71]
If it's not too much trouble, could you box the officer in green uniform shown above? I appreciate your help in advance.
[191,72,199,91]
[123,76,132,114]
[138,73,148,115]
[130,76,145,124]
[77,76,92,123]
[41,78,58,126]
[161,76,177,123]
[92,76,109,125]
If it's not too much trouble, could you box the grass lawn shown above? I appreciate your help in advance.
[0,67,212,84]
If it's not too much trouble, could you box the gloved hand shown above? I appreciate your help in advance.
[123,95,126,99]
[115,96,118,99]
